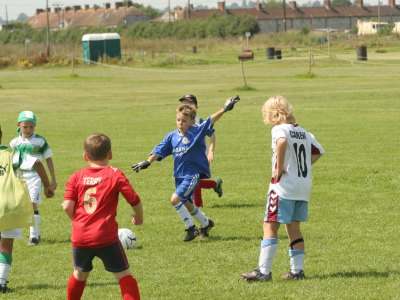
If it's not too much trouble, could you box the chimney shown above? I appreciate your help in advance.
[115,2,123,9]
[388,0,395,6]
[323,0,331,7]
[255,3,263,10]
[127,1,133,7]
[288,1,297,9]
[73,5,81,12]
[84,4,90,10]
[36,8,44,15]
[355,0,363,7]
[217,1,225,12]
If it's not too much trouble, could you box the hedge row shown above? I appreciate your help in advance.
[0,15,259,45]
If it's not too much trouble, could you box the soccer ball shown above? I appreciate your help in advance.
[118,228,136,250]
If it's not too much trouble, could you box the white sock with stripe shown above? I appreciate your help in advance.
[190,206,208,227]
[289,249,305,274]
[174,202,194,228]
[259,238,278,275]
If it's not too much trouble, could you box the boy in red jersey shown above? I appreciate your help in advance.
[63,133,143,300]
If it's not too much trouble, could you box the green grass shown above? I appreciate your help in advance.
[1,50,400,299]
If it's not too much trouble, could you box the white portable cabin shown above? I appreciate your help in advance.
[357,20,389,35]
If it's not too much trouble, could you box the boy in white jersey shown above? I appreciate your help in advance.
[10,111,57,246]
[241,96,324,282]
[1,125,54,293]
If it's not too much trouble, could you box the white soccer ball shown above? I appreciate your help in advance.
[118,228,136,250]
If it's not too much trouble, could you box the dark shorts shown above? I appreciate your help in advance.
[72,241,130,273]
[174,174,200,202]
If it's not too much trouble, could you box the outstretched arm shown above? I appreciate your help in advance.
[210,95,240,125]
[132,154,159,173]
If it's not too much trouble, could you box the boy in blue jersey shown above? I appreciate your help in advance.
[132,96,240,242]
[178,94,223,207]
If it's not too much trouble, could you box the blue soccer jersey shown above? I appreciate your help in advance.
[151,117,214,179]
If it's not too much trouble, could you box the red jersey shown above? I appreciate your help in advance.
[64,166,141,248]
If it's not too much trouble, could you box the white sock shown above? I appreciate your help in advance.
[190,206,208,227]
[29,215,40,238]
[289,249,305,273]
[259,238,278,275]
[30,214,41,238]
[174,202,194,228]
[0,263,10,285]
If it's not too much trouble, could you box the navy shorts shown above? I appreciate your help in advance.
[72,241,129,273]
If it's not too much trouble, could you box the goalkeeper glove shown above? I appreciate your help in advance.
[131,161,151,173]
[223,95,240,112]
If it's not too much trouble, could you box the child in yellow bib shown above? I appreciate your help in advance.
[0,125,54,293]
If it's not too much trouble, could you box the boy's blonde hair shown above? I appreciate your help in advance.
[84,133,111,161]
[262,95,296,126]
[177,104,196,120]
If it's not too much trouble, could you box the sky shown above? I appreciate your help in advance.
[1,1,222,20]
[0,0,380,21]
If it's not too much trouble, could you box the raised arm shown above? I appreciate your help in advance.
[210,95,240,125]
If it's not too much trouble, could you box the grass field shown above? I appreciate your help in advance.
[1,48,400,299]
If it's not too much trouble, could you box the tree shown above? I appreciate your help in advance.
[131,2,161,18]
[263,0,284,9]
[331,0,352,6]
[17,13,29,21]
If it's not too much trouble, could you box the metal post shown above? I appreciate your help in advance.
[5,5,8,25]
[46,0,51,57]
[283,0,287,32]
[168,0,171,23]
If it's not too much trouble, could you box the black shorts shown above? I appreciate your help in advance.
[72,241,130,273]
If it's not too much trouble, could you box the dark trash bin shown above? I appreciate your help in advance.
[266,47,275,59]
[357,46,367,61]
[275,49,282,59]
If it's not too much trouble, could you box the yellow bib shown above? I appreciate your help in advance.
[0,148,33,230]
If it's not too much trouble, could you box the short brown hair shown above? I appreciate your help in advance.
[177,104,196,120]
[84,133,111,161]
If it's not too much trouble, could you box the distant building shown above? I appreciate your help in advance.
[26,1,151,29]
[0,24,15,31]
[156,0,400,33]
[357,20,389,34]
[25,0,400,33]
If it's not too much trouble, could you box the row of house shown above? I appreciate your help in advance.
[26,0,400,33]
[26,1,151,29]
